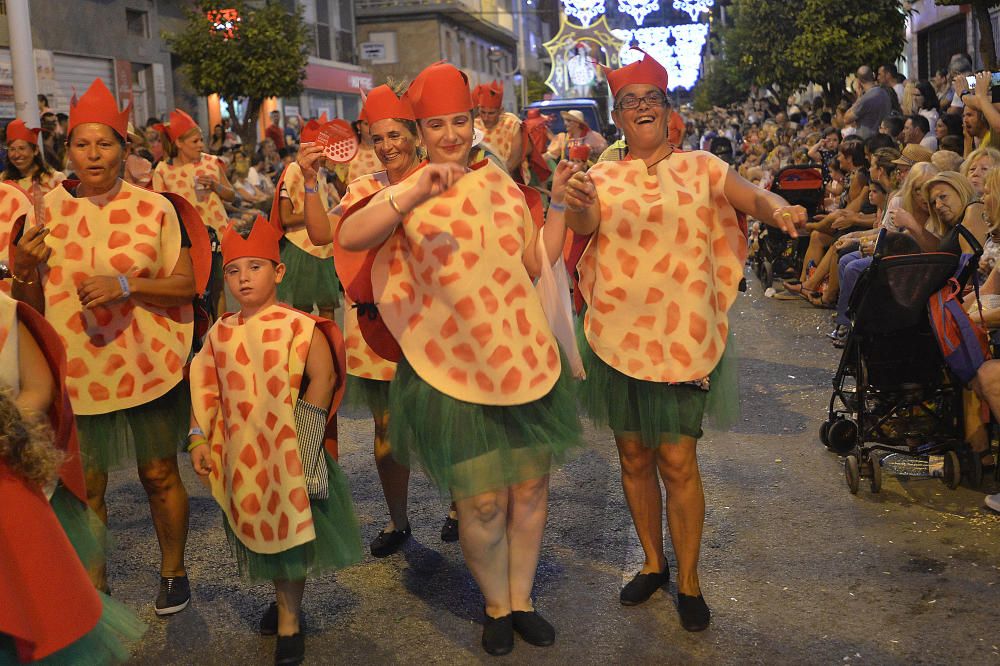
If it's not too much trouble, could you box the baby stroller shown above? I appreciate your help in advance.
[752,163,824,288]
[821,229,982,494]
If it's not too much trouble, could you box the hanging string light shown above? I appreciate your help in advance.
[671,0,713,22]
[617,0,660,26]
[612,24,709,90]
[560,0,607,27]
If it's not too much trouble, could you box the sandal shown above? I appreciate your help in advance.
[804,290,836,309]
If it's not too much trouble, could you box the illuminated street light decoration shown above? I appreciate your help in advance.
[206,8,241,40]
[672,0,713,22]
[543,16,624,96]
[612,24,709,90]
[560,0,606,27]
[618,0,660,26]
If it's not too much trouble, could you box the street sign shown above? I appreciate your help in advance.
[360,42,386,61]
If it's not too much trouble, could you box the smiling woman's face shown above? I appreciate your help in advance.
[610,83,669,151]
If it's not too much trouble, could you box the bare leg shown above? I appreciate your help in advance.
[655,436,704,596]
[274,579,306,636]
[84,467,109,590]
[137,456,189,577]
[373,411,410,530]
[804,245,837,290]
[799,231,834,282]
[615,433,667,575]
[506,475,549,611]
[455,488,511,618]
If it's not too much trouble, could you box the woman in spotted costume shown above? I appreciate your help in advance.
[565,51,806,631]
[1,119,66,195]
[12,79,211,615]
[152,108,237,316]
[299,85,438,558]
[338,62,582,656]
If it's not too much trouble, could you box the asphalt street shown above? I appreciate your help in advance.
[105,269,1000,665]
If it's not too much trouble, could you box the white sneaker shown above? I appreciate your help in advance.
[985,493,1000,512]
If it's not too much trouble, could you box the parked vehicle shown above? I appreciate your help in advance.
[521,98,619,142]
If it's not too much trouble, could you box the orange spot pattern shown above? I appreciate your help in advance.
[151,154,229,233]
[189,304,319,554]
[576,152,747,382]
[0,183,33,296]
[370,161,560,406]
[41,181,193,415]
[474,113,522,165]
[347,143,382,183]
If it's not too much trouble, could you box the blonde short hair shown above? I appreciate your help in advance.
[923,171,976,236]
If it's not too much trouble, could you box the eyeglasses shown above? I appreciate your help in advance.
[615,92,668,110]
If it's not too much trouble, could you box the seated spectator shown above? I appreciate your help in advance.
[956,71,1000,155]
[960,146,1000,197]
[208,124,225,155]
[913,80,941,129]
[807,127,841,183]
[933,149,964,172]
[890,143,933,182]
[903,114,937,151]
[880,114,905,144]
[894,171,987,253]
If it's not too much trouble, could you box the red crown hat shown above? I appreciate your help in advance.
[299,113,329,143]
[476,79,503,110]
[221,215,282,266]
[404,62,473,119]
[5,119,41,145]
[602,48,668,98]
[164,108,199,143]
[68,78,132,139]
[363,85,416,126]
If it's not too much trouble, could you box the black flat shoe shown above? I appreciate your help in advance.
[677,593,711,632]
[482,612,514,656]
[260,603,306,636]
[511,610,555,647]
[440,516,459,543]
[370,525,411,558]
[620,568,669,606]
[275,632,305,665]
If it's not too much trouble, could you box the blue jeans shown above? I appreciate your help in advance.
[836,251,872,326]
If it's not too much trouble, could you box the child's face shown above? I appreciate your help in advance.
[223,257,285,310]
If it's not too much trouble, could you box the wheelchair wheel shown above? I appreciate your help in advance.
[762,260,774,289]
[962,447,984,489]
[845,454,860,494]
[868,453,882,493]
[943,451,961,489]
[827,419,857,455]
[819,421,831,447]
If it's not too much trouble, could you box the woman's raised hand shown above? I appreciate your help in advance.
[297,142,325,182]
[12,222,50,279]
[565,170,596,211]
[412,163,467,203]
[550,160,582,204]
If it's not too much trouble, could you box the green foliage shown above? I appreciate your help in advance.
[165,1,310,147]
[693,58,750,112]
[721,0,907,101]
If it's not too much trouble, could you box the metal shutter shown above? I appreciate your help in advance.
[51,52,114,111]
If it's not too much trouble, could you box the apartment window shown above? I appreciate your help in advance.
[315,0,332,60]
[126,9,149,38]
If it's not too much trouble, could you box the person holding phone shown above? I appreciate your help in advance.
[957,71,1000,155]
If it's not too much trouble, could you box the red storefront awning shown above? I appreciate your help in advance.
[304,64,373,94]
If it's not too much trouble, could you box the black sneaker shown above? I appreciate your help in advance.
[482,612,514,656]
[370,525,412,558]
[511,610,555,646]
[275,632,305,665]
[619,568,669,606]
[677,593,711,632]
[154,575,190,616]
[440,515,459,542]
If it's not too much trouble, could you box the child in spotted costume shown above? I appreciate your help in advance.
[564,50,806,631]
[11,79,212,615]
[188,217,361,666]
[338,62,582,657]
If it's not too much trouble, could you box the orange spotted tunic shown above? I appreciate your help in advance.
[347,143,382,183]
[371,161,560,406]
[336,172,397,381]
[475,113,522,166]
[0,182,33,296]
[152,154,229,234]
[7,171,67,197]
[279,162,336,259]
[190,304,320,554]
[578,151,746,383]
[41,181,193,415]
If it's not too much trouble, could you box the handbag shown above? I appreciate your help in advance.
[534,234,585,379]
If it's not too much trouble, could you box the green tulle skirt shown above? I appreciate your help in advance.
[223,453,362,583]
[277,240,340,312]
[342,374,391,418]
[576,319,740,448]
[0,592,145,666]
[50,483,106,571]
[75,381,189,472]
[387,354,583,500]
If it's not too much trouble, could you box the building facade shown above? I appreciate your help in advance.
[903,1,999,80]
